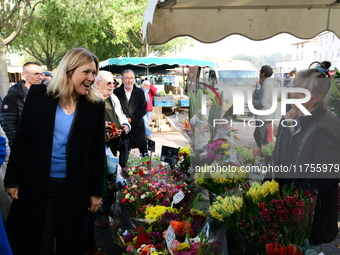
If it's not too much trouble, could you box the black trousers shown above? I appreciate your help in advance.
[253,120,271,148]
[40,177,66,255]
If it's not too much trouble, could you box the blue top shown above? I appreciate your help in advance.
[50,104,75,178]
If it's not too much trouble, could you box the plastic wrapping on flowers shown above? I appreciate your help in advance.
[118,204,223,255]
[207,180,319,255]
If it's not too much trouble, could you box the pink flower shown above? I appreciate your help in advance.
[126,245,134,254]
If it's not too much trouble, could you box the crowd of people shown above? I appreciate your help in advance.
[0,48,157,255]
[0,48,338,254]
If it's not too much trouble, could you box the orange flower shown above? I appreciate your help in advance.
[170,220,183,234]
[181,220,194,237]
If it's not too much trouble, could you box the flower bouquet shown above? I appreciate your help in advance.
[207,180,318,255]
[177,146,191,176]
[120,163,193,218]
[204,138,230,164]
[119,204,209,255]
[234,145,260,165]
[262,141,276,165]
[194,166,248,197]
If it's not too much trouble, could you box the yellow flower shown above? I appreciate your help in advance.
[144,206,177,220]
[220,143,229,149]
[177,243,191,251]
[190,209,206,217]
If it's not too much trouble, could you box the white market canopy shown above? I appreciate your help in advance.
[143,0,340,45]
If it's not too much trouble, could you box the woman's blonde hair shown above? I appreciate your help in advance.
[293,61,332,109]
[46,48,103,104]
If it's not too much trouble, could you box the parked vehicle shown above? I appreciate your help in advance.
[201,60,258,117]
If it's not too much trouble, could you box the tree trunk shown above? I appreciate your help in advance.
[0,40,10,99]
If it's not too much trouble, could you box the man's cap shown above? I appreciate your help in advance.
[43,71,52,77]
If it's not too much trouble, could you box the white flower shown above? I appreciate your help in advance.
[141,194,146,199]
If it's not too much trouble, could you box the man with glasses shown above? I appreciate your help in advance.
[1,62,43,147]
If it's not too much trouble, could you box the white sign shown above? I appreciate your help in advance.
[165,225,176,250]
[230,149,237,164]
[173,190,185,204]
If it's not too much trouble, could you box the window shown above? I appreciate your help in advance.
[320,37,323,45]
[325,35,328,44]
[325,52,328,60]
[332,51,334,58]
[296,44,299,49]
[319,53,322,60]
[301,52,304,59]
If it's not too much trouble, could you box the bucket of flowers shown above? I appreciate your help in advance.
[208,180,318,255]
[234,145,261,165]
[194,164,249,203]
[119,202,213,255]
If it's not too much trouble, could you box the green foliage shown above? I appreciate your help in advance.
[208,91,223,140]
[234,145,254,164]
[262,141,276,157]
[8,0,191,69]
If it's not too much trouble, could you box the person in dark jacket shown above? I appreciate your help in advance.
[0,62,43,147]
[114,69,147,156]
[270,61,340,245]
[4,48,106,254]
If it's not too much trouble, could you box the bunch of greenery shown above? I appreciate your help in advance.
[234,145,255,164]
[262,142,276,157]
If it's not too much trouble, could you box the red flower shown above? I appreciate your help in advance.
[135,233,152,248]
[287,244,303,255]
[265,242,287,255]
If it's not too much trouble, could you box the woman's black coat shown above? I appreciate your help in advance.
[114,85,147,149]
[4,85,106,254]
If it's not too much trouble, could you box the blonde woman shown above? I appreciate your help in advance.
[4,48,106,254]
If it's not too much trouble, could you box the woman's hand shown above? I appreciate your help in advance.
[284,108,299,120]
[88,196,102,213]
[5,187,19,199]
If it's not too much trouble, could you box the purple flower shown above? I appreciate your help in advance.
[213,154,222,162]
[161,197,170,206]
[123,232,134,242]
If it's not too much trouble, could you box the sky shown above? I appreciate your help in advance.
[176,33,306,59]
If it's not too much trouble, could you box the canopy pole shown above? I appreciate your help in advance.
[146,44,149,77]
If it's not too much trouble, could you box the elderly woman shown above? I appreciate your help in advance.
[4,48,106,254]
[272,61,340,245]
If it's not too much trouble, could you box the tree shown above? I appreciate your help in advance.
[11,0,191,71]
[0,0,49,98]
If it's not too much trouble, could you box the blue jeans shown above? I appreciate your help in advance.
[143,111,152,137]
